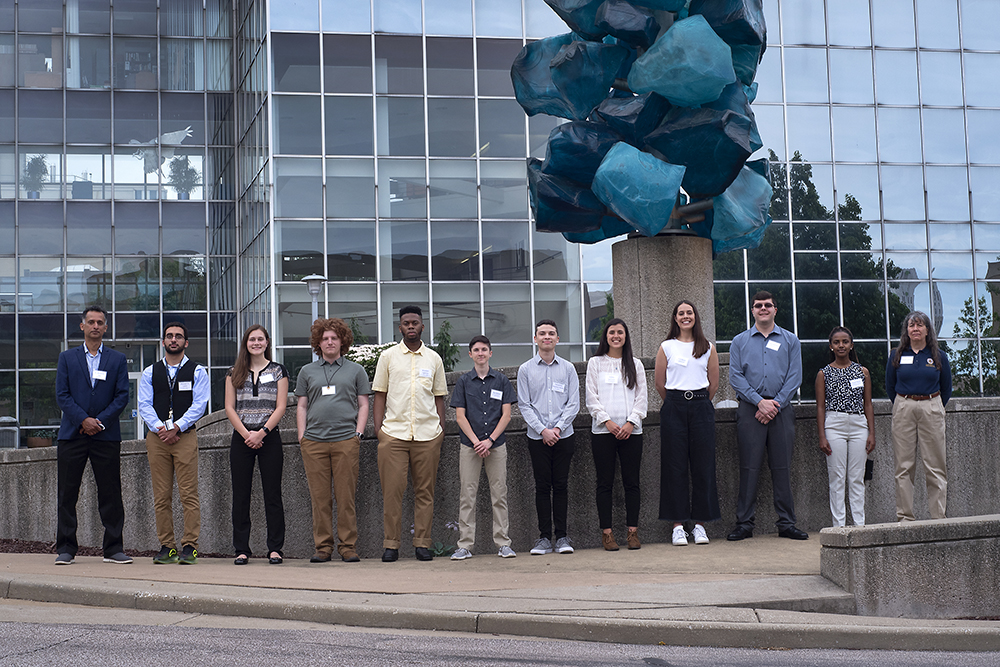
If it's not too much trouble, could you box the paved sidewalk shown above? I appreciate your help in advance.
[1,534,998,651]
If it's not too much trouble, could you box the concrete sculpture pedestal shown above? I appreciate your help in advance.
[611,233,715,358]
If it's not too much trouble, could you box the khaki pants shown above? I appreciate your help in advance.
[146,429,200,550]
[377,429,443,549]
[457,443,510,551]
[300,436,359,556]
[891,395,947,521]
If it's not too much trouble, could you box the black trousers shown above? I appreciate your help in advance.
[527,435,575,540]
[734,400,797,530]
[591,432,642,529]
[659,394,720,523]
[229,429,286,556]
[56,436,125,557]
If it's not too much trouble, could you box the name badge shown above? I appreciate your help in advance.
[178,381,193,391]
[490,389,503,400]
[766,340,781,351]
[602,372,620,384]
[321,385,336,396]
[850,377,864,389]
[900,355,914,365]
[92,369,107,381]
[674,357,689,367]
[259,373,273,384]
[552,382,566,393]
[418,368,433,378]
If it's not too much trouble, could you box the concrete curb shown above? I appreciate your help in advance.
[3,573,999,651]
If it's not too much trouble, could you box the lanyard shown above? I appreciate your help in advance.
[164,359,182,419]
[322,359,343,388]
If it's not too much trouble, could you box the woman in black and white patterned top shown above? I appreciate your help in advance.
[224,325,288,565]
[815,326,875,527]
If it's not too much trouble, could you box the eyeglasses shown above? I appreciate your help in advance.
[752,303,774,310]
[164,334,186,340]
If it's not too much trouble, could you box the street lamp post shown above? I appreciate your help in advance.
[301,274,326,360]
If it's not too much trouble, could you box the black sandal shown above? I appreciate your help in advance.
[268,552,283,564]
[234,554,249,565]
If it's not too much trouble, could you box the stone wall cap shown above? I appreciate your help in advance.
[820,514,1000,548]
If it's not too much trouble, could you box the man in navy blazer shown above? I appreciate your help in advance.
[54,306,131,565]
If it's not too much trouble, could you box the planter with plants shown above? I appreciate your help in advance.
[21,154,48,199]
[169,155,201,200]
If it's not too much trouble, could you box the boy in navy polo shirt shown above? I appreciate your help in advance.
[449,335,517,560]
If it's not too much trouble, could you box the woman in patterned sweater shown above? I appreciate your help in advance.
[224,325,289,564]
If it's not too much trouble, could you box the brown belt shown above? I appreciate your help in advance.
[900,391,940,401]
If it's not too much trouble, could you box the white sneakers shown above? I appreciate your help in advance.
[692,524,710,545]
[671,525,688,546]
[450,548,472,560]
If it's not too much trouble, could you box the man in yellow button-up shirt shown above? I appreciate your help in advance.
[373,305,448,562]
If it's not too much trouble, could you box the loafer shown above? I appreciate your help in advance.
[310,551,332,563]
[341,550,360,563]
[382,548,399,562]
[55,553,74,565]
[726,525,753,541]
[234,554,249,565]
[103,552,133,564]
[778,526,809,540]
[268,552,283,564]
[414,547,434,561]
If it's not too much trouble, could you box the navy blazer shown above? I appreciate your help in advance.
[56,344,130,442]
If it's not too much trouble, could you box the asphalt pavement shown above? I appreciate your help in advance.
[1,533,998,651]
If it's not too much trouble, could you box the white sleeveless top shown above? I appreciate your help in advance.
[661,339,711,391]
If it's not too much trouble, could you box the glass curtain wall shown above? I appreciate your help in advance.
[2,0,235,443]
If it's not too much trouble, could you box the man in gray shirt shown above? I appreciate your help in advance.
[517,319,580,555]
[295,318,370,563]
[726,291,806,541]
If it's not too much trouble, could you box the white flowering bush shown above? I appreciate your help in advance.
[346,342,395,382]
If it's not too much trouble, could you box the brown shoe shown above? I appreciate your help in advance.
[602,532,619,551]
[309,551,332,563]
[340,549,360,563]
[626,529,641,550]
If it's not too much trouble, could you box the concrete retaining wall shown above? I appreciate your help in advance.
[820,515,1000,618]
[3,361,1000,560]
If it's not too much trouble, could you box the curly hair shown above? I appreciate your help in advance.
[310,318,353,358]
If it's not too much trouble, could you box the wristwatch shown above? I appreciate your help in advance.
[262,426,270,434]
[355,431,363,439]
[487,435,495,444]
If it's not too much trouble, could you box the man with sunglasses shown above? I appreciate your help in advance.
[727,291,806,541]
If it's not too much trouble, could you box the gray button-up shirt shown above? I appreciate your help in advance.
[450,367,516,448]
[516,353,579,440]
[729,324,802,408]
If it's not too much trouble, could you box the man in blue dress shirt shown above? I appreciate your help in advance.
[726,291,807,541]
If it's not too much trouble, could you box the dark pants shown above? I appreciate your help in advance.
[527,435,575,540]
[591,432,642,529]
[659,394,720,523]
[56,436,125,558]
[230,429,285,556]
[735,400,797,530]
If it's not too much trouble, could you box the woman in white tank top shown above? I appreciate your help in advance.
[653,301,720,546]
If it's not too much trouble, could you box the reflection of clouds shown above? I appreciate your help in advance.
[581,238,614,282]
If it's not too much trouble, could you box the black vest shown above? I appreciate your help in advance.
[152,359,197,425]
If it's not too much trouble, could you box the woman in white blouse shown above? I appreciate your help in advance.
[586,318,648,551]
[654,301,720,546]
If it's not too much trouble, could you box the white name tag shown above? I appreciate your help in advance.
[164,418,174,431]
[850,377,864,389]
[259,373,273,383]
[419,368,433,378]
[602,372,620,384]
[900,356,914,365]
[490,389,503,400]
[178,381,192,391]
[766,340,781,351]
[552,382,566,393]
[321,385,336,396]
[674,357,689,367]
[92,369,107,381]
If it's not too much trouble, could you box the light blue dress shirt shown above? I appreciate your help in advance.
[137,356,211,431]
[516,353,580,440]
[728,324,802,408]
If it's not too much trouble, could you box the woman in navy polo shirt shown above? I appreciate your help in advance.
[885,311,952,522]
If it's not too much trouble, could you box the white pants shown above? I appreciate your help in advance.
[825,411,868,527]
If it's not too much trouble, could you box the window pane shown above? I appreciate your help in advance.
[884,223,926,251]
[841,251,885,281]
[475,0,522,37]
[113,91,157,144]
[20,371,61,426]
[113,37,157,89]
[18,34,62,88]
[66,146,110,198]
[162,257,206,310]
[18,90,63,144]
[483,221,530,280]
[790,163,833,220]
[877,108,922,163]
[922,109,966,164]
[322,0,370,33]
[19,0,62,34]
[66,91,111,143]
[753,48,782,103]
[795,252,837,280]
[882,167,925,220]
[431,221,479,280]
[274,158,323,218]
[0,90,11,142]
[965,54,1000,108]
[534,282,582,342]
[532,233,580,281]
[835,165,880,221]
[715,283,749,340]
[781,0,826,44]
[427,37,473,95]
[377,159,425,218]
[325,97,373,155]
[327,158,375,218]
[325,284,377,343]
[161,38,204,91]
[114,0,157,34]
[271,33,320,93]
[18,203,63,254]
[938,282,974,335]
[829,49,873,104]
[426,0,472,35]
[429,160,477,218]
[786,106,830,162]
[481,160,527,218]
[960,0,1000,50]
[967,111,1000,164]
[66,256,113,311]
[525,0,566,39]
[478,99,526,158]
[161,0,204,37]
[926,167,970,222]
[376,97,425,156]
[929,223,971,250]
[67,36,111,89]
[374,0,421,34]
[270,0,318,30]
[374,35,422,95]
[477,39,521,97]
[874,50,918,105]
[323,34,371,94]
[919,52,962,107]
[752,105,783,160]
[428,98,476,157]
[326,221,376,281]
[162,202,206,254]
[828,0,871,46]
[114,203,159,253]
[485,283,530,343]
[19,258,62,312]
[832,107,875,162]
[747,223,791,279]
[929,254,972,280]
[783,48,828,104]
[162,92,206,144]
[67,202,111,255]
[277,220,323,280]
[379,220,427,280]
[972,167,1000,221]
[795,283,840,340]
[274,95,322,155]
[872,0,915,47]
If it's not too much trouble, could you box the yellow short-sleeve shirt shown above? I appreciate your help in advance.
[372,341,448,441]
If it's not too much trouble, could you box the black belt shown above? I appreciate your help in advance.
[666,389,709,400]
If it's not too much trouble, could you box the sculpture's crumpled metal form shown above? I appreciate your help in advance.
[512,0,771,253]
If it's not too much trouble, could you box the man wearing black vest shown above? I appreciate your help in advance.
[137,322,210,564]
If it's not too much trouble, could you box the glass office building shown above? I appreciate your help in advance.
[2,0,1000,445]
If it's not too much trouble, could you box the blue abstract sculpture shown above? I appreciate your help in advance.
[512,0,771,253]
